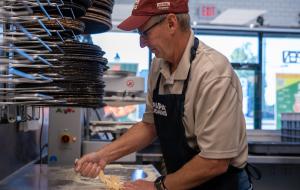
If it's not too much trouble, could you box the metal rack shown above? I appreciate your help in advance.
[1,0,59,123]
[0,0,115,123]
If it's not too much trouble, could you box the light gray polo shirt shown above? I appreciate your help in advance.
[142,30,248,168]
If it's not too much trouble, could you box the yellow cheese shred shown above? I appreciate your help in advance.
[99,170,123,190]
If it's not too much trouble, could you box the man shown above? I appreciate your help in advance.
[75,0,251,189]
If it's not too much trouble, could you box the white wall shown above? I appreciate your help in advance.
[189,0,300,26]
[114,0,300,27]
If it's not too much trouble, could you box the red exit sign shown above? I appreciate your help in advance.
[200,5,216,17]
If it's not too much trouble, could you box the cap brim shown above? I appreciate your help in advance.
[117,15,151,31]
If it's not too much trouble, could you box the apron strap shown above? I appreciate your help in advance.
[153,74,162,96]
[179,37,199,117]
[181,37,199,96]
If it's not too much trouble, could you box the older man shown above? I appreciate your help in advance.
[75,0,251,189]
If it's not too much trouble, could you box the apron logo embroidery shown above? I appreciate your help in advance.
[153,102,167,116]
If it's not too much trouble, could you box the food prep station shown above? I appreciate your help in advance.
[0,165,159,190]
[1,0,300,190]
[0,0,154,189]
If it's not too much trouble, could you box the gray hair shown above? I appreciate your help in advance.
[175,13,191,31]
[151,13,191,31]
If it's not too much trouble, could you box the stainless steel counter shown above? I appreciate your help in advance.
[248,155,300,164]
[0,164,160,190]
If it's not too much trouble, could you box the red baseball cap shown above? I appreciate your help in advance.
[117,0,189,31]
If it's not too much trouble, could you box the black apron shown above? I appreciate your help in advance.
[153,37,242,190]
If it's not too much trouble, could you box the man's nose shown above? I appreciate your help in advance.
[139,36,148,48]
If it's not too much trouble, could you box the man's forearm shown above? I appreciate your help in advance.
[164,156,230,190]
[97,121,157,163]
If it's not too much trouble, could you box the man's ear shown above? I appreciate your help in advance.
[166,14,177,33]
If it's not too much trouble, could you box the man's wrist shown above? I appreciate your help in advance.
[154,175,168,190]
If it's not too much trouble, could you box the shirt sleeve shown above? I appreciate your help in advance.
[195,77,244,159]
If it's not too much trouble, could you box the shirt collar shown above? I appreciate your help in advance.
[159,29,195,81]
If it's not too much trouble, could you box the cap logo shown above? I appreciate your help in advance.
[134,0,140,9]
[157,2,171,10]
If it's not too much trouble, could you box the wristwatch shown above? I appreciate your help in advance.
[154,175,168,190]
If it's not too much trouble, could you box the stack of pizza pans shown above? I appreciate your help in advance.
[81,0,114,34]
[3,0,91,22]
[24,16,86,36]
[16,40,108,107]
[3,0,112,107]
[22,0,93,18]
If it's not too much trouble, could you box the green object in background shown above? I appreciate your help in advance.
[276,74,300,129]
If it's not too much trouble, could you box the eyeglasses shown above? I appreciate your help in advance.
[138,16,166,38]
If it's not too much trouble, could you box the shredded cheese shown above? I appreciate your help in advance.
[99,170,123,190]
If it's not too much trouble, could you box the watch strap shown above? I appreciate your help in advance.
[154,175,167,190]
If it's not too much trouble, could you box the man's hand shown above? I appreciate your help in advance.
[122,180,156,190]
[74,151,107,178]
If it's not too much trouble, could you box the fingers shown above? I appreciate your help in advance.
[86,163,101,178]
[74,152,106,178]
[81,162,91,176]
[122,182,137,190]
[79,162,99,178]
[74,156,86,172]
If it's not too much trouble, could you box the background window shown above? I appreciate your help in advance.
[195,35,259,64]
[196,35,259,129]
[235,70,256,129]
[262,37,300,129]
[92,32,150,121]
[92,32,149,72]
